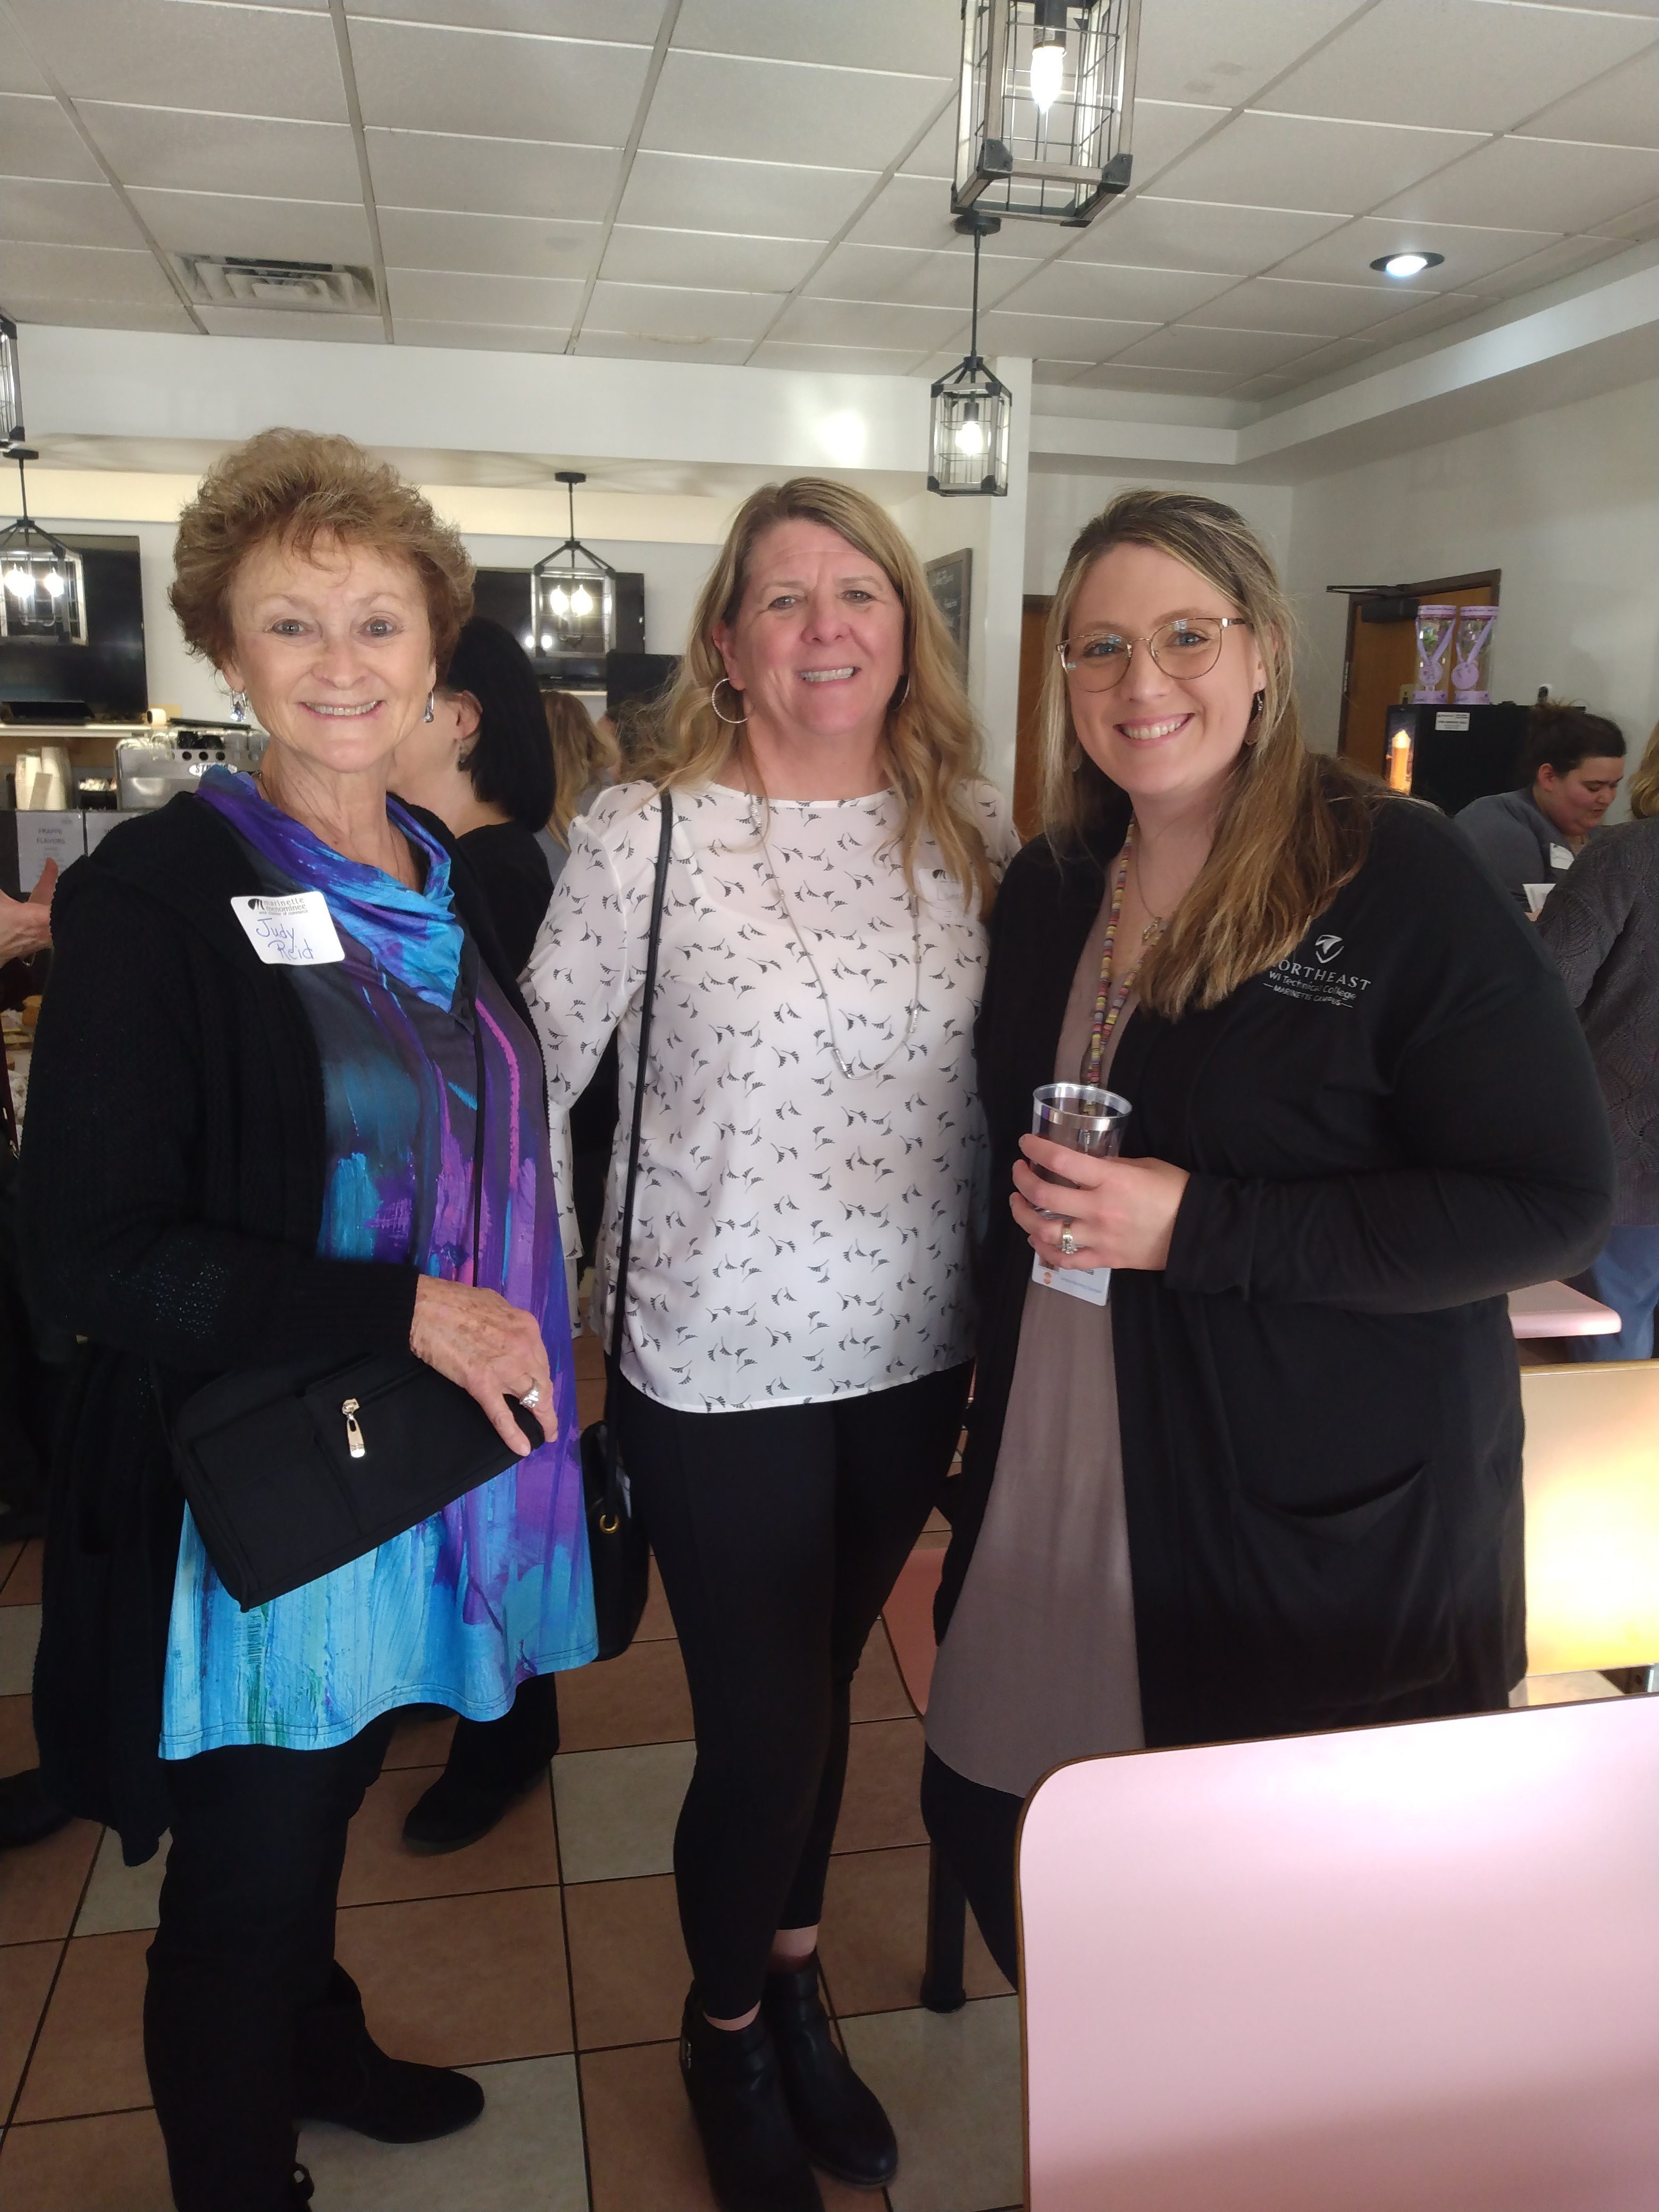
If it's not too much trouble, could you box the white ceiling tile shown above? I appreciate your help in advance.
[601,225,823,291]
[582,280,783,342]
[1183,274,1420,336]
[571,329,754,364]
[998,258,1239,321]
[391,318,573,354]
[366,130,621,221]
[9,0,347,123]
[749,339,931,376]
[1518,45,1659,152]
[847,175,973,252]
[1463,233,1631,297]
[618,150,870,239]
[1110,323,1329,373]
[348,18,650,142]
[899,105,960,182]
[0,238,179,307]
[1522,0,1659,12]
[1270,333,1377,381]
[129,187,372,261]
[767,294,969,350]
[1596,195,1659,240]
[0,93,105,182]
[675,0,958,77]
[975,309,1158,361]
[804,241,1037,311]
[379,207,599,280]
[1377,135,1659,232]
[78,104,363,198]
[350,0,666,34]
[196,305,384,342]
[1134,1,1372,105]
[0,179,145,250]
[1067,194,1347,273]
[1155,111,1481,215]
[1065,361,1237,392]
[386,267,585,328]
[1029,359,1091,388]
[1267,213,1563,287]
[1257,0,1656,133]
[0,15,49,93]
[1352,290,1484,344]
[1128,100,1230,185]
[1231,372,1301,399]
[2,294,197,332]
[641,51,950,170]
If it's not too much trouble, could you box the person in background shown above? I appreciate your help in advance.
[1454,700,1625,912]
[920,490,1614,1987]
[601,648,679,772]
[1537,720,1659,1357]
[391,614,556,975]
[540,686,617,889]
[526,478,1014,2212]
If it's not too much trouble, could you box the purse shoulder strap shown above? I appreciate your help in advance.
[605,790,674,1401]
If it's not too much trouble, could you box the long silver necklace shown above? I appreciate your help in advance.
[740,749,923,1081]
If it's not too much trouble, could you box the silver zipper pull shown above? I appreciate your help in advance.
[342,1397,366,1460]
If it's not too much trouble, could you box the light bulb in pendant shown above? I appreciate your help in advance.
[548,584,570,616]
[954,409,985,457]
[1030,36,1066,112]
[43,568,63,596]
[570,584,593,618]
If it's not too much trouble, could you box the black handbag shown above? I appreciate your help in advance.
[170,1015,543,1611]
[580,789,673,1661]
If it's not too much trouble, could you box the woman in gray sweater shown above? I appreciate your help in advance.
[1537,720,1659,1355]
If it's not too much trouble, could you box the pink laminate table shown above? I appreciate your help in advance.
[1509,1278,1620,1338]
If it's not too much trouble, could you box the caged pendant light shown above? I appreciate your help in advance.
[928,212,1011,497]
[530,471,617,660]
[953,0,1141,227]
[0,454,86,648]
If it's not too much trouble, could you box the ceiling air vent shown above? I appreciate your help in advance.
[171,254,379,313]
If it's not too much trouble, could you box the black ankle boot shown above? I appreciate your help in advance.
[762,1957,897,2189]
[400,1765,540,1854]
[678,1988,823,2212]
[294,1964,483,2143]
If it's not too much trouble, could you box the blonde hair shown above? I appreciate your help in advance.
[544,689,618,845]
[171,428,473,672]
[1039,489,1378,1019]
[1624,720,1659,820]
[630,477,994,914]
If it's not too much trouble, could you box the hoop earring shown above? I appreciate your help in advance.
[710,677,747,727]
[229,690,249,724]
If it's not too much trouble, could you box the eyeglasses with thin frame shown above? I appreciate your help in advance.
[1058,615,1251,692]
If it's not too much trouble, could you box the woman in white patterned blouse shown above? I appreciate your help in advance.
[524,478,1015,2212]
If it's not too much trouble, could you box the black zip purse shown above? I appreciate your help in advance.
[580,790,673,1661]
[170,1013,543,1611]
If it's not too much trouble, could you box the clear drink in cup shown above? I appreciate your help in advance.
[1030,1083,1132,1214]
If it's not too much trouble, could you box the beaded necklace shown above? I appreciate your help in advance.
[1081,822,1162,1086]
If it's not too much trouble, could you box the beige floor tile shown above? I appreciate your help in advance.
[0,2106,173,2211]
[74,1829,169,1937]
[382,1704,458,1769]
[0,1540,43,1607]
[15,1929,150,2122]
[340,1763,559,1906]
[833,1719,927,1855]
[556,1637,693,1753]
[841,1997,1023,2212]
[336,1886,572,2067]
[0,1817,100,1946]
[0,1688,38,1774]
[565,1872,688,2050]
[819,1846,1011,2017]
[1,1938,59,2110]
[580,2040,875,2212]
[0,1603,40,1695]
[851,1622,916,1723]
[552,1740,695,1884]
[301,2054,589,2210]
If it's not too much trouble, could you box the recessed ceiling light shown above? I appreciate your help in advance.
[1371,251,1445,279]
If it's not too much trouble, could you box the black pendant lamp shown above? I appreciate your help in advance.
[928,212,1011,498]
[531,471,617,659]
[953,0,1140,227]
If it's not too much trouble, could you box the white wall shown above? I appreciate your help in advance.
[1288,378,1659,759]
[1024,470,1296,598]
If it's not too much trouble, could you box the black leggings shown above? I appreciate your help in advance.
[919,1745,1023,1989]
[616,1362,971,2019]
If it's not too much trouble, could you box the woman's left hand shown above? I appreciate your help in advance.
[1011,1135,1190,1272]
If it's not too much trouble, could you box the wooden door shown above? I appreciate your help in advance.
[1013,596,1051,842]
[1338,572,1500,775]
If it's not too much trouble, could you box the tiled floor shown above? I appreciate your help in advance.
[0,1376,1020,2210]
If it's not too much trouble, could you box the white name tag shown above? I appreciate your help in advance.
[1032,1252,1111,1305]
[1549,844,1573,872]
[230,891,345,966]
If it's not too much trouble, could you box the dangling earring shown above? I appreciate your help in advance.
[710,677,747,726]
[230,690,249,724]
[423,691,435,723]
[1243,688,1266,744]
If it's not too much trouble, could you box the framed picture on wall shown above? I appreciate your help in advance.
[925,550,972,674]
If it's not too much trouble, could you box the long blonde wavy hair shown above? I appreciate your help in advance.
[1626,720,1659,820]
[630,477,995,914]
[1039,488,1379,1019]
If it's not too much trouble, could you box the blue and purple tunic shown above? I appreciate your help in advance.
[160,768,594,1757]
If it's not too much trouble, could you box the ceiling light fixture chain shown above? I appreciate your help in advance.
[928,210,1012,497]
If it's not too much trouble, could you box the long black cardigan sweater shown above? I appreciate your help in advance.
[18,794,538,1864]
[938,791,1615,1748]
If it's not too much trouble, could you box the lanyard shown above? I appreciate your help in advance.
[1082,824,1145,1087]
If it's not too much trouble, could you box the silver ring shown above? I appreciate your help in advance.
[521,1384,542,1410]
[1058,1228,1078,1259]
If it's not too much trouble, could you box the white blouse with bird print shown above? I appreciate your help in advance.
[524,777,1019,1413]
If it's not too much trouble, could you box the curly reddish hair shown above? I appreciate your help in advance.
[170,427,474,673]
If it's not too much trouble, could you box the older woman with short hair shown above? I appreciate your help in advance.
[20,429,594,2212]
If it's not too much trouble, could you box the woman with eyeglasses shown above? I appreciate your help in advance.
[920,490,1614,1985]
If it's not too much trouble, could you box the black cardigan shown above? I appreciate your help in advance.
[456,819,554,976]
[939,791,1615,1748]
[17,794,536,1863]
